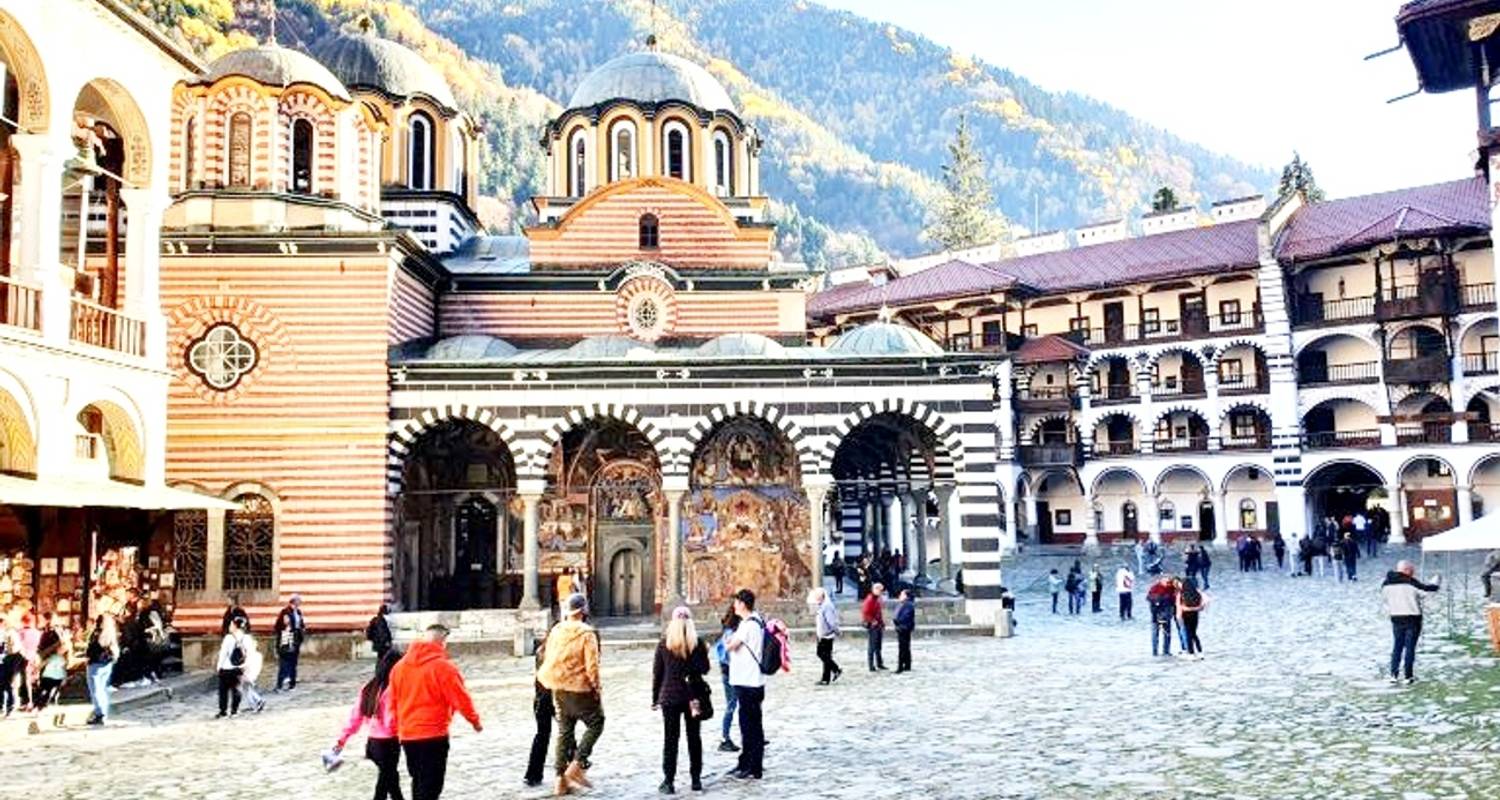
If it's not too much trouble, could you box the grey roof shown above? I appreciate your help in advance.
[568,51,736,113]
[441,235,531,275]
[204,45,351,101]
[424,335,518,360]
[310,32,457,111]
[695,333,786,358]
[827,322,944,357]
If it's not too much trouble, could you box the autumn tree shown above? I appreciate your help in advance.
[925,114,1006,251]
[1278,151,1325,203]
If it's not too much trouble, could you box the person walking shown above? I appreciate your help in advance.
[84,615,119,726]
[713,604,740,753]
[1134,539,1146,575]
[333,649,404,800]
[653,607,710,794]
[1146,577,1177,657]
[389,624,482,800]
[215,615,249,719]
[861,582,887,671]
[893,589,916,673]
[367,604,394,659]
[1481,549,1500,601]
[724,589,767,782]
[831,552,846,595]
[1088,564,1104,613]
[524,633,554,788]
[1115,564,1135,620]
[1272,533,1287,571]
[1047,569,1063,614]
[273,594,306,692]
[1176,577,1206,660]
[1065,567,1084,615]
[1197,546,1212,590]
[1340,531,1360,582]
[239,624,267,713]
[1381,561,1441,684]
[539,593,604,796]
[810,588,842,685]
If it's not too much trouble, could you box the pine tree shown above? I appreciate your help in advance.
[1151,186,1178,213]
[924,114,1006,251]
[1278,151,1326,203]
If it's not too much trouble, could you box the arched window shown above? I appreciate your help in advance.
[1239,499,1258,529]
[611,121,636,181]
[712,129,733,196]
[291,118,314,194]
[181,117,195,192]
[663,121,690,180]
[225,493,274,591]
[450,126,464,194]
[227,112,252,188]
[408,112,434,190]
[568,128,588,197]
[639,213,659,249]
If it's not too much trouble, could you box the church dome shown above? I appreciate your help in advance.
[827,322,944,357]
[566,335,657,360]
[696,333,786,358]
[310,31,457,111]
[424,335,517,360]
[568,51,735,114]
[205,45,351,101]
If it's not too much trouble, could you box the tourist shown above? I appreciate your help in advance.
[894,588,916,673]
[1047,569,1063,614]
[367,603,394,659]
[1134,539,1146,575]
[14,612,38,710]
[1115,564,1135,621]
[811,587,842,685]
[0,613,18,717]
[221,593,248,634]
[1089,563,1104,613]
[1184,545,1201,583]
[1236,537,1251,573]
[1250,537,1264,571]
[1366,511,1384,558]
[215,615,250,718]
[539,593,604,795]
[1146,576,1177,657]
[390,624,482,800]
[333,648,403,800]
[1144,541,1165,575]
[653,606,710,794]
[524,632,553,788]
[831,552,846,595]
[84,615,120,725]
[1481,549,1500,601]
[724,588,768,781]
[1340,531,1360,582]
[861,581,887,671]
[1297,534,1314,577]
[1171,578,1191,654]
[1176,577,1206,659]
[1272,532,1287,571]
[239,622,267,713]
[1197,545,1213,590]
[1381,561,1441,685]
[34,637,68,725]
[1064,566,1083,615]
[273,594,306,691]
[714,603,740,753]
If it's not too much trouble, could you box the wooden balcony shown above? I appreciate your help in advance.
[1072,311,1263,349]
[1460,282,1495,310]
[1092,383,1137,405]
[1396,420,1452,445]
[1291,294,1375,327]
[1015,386,1077,413]
[1018,442,1083,468]
[1461,352,1498,376]
[1298,360,1380,386]
[1383,353,1450,383]
[70,298,145,357]
[0,274,41,332]
[1302,429,1382,449]
[1221,432,1271,451]
[1092,439,1137,458]
[1152,436,1209,453]
[1377,279,1458,321]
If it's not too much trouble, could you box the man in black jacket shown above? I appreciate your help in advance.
[273,595,306,691]
[220,594,247,635]
[366,604,393,658]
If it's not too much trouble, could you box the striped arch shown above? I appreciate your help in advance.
[685,400,816,475]
[1152,404,1208,428]
[818,398,965,479]
[1147,344,1209,372]
[387,405,519,490]
[1211,337,1267,367]
[1215,398,1272,427]
[1084,351,1133,375]
[540,403,666,462]
[1026,413,1079,443]
[1092,465,1148,496]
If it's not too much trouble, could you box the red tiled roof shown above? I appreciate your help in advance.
[1274,177,1488,262]
[808,259,1016,320]
[989,219,1259,292]
[1013,334,1090,364]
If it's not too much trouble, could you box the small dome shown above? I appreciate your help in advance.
[569,51,735,114]
[204,45,351,101]
[311,31,458,111]
[425,335,517,360]
[566,335,657,360]
[696,333,786,358]
[827,322,944,357]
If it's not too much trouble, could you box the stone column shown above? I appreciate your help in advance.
[880,493,894,554]
[805,483,830,590]
[935,485,956,583]
[1457,484,1474,527]
[10,134,69,343]
[1213,490,1230,549]
[205,509,226,595]
[663,480,687,605]
[1146,494,1162,544]
[1386,483,1407,543]
[1083,491,1100,551]
[519,486,544,609]
[118,188,167,363]
[863,494,879,554]
[898,491,917,577]
[914,489,930,583]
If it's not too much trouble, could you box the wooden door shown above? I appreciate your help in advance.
[1036,501,1053,543]
[608,548,644,616]
[1122,503,1139,536]
[1405,489,1457,539]
[1104,301,1125,343]
[1198,500,1215,542]
[1180,293,1207,335]
[1300,348,1329,383]
[1266,501,1280,535]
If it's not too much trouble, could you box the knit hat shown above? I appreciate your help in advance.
[565,592,588,616]
[671,606,692,621]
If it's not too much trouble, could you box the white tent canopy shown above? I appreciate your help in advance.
[1421,512,1500,553]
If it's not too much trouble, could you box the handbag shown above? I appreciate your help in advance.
[688,674,714,722]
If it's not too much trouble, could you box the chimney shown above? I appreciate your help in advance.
[1074,218,1129,246]
[1210,195,1267,223]
[1013,230,1068,257]
[1139,207,1198,235]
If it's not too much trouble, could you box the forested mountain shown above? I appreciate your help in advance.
[137,0,1273,268]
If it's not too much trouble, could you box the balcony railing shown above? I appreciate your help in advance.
[1221,432,1271,450]
[1092,439,1137,457]
[1461,352,1499,376]
[1396,421,1452,445]
[1070,311,1263,348]
[1302,429,1381,449]
[1378,279,1459,321]
[1299,360,1380,385]
[1383,353,1451,383]
[1153,436,1209,453]
[1461,282,1495,310]
[70,298,145,357]
[1092,383,1137,405]
[1218,373,1266,395]
[0,274,41,332]
[1016,386,1077,413]
[1470,421,1500,442]
[1018,442,1083,467]
[1292,294,1375,326]
[1152,379,1207,398]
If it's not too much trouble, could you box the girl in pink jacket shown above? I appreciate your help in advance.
[332,649,402,799]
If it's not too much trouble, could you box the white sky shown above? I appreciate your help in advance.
[817,0,1480,198]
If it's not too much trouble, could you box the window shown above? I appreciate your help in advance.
[568,128,588,197]
[1239,499,1258,529]
[1055,509,1072,527]
[1069,316,1091,333]
[638,213,659,249]
[291,118,314,194]
[225,493,274,591]
[451,127,466,193]
[227,112,252,188]
[1155,418,1171,440]
[1022,323,1038,337]
[981,320,1002,348]
[712,129,733,195]
[1159,501,1176,528]
[173,509,208,591]
[1220,299,1242,325]
[1231,410,1259,438]
[1142,308,1161,334]
[664,122,690,180]
[611,122,635,181]
[182,117,195,191]
[1219,358,1244,385]
[408,112,433,190]
[187,323,259,391]
[949,333,972,351]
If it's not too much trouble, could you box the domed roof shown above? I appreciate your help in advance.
[204,45,351,101]
[424,335,517,360]
[568,51,735,114]
[311,31,457,111]
[695,333,786,358]
[827,322,944,357]
[565,335,657,360]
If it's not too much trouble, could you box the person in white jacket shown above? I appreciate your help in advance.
[1115,565,1135,621]
[239,629,266,714]
[215,616,250,718]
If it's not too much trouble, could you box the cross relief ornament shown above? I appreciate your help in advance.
[187,324,259,390]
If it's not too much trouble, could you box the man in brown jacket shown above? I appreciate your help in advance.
[538,592,603,795]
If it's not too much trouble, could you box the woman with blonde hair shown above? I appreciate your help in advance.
[652,607,710,794]
[84,615,120,725]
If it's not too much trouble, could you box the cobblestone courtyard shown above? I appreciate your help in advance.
[11,549,1500,800]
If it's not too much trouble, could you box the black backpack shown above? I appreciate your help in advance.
[752,618,783,676]
[229,636,246,667]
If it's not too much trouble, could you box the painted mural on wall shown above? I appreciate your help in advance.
[540,424,664,580]
[684,417,813,604]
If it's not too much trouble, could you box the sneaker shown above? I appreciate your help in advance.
[691,777,703,792]
[718,739,740,753]
[729,770,754,781]
[1387,675,1401,685]
[214,712,227,719]
[659,780,675,795]
[523,777,542,788]
[831,669,842,683]
[1404,677,1417,685]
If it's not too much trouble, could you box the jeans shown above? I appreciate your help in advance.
[553,689,605,772]
[276,647,300,689]
[1390,616,1422,680]
[661,702,703,784]
[816,637,840,682]
[525,691,554,784]
[733,686,765,776]
[1200,565,1211,590]
[240,677,263,711]
[719,667,737,741]
[217,668,242,715]
[1091,589,1102,613]
[1182,611,1202,654]
[1313,557,1327,578]
[1067,591,1083,615]
[896,629,912,672]
[403,736,449,800]
[1175,616,1189,652]
[367,736,405,800]
[1051,592,1059,614]
[1366,537,1379,558]
[87,661,114,720]
[867,625,885,669]
[1118,592,1133,620]
[1345,560,1358,581]
[1151,620,1172,656]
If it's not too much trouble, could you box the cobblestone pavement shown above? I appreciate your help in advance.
[10,549,1500,800]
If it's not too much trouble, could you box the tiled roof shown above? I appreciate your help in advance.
[991,219,1259,292]
[807,259,1016,320]
[1274,177,1488,262]
[1013,334,1090,365]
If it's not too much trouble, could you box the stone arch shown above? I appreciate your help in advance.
[1091,466,1147,496]
[1385,320,1449,359]
[820,398,965,476]
[1028,413,1079,443]
[74,78,151,186]
[0,10,48,132]
[1153,464,1213,496]
[1469,452,1500,492]
[1152,404,1208,428]
[75,397,145,482]
[1397,453,1457,483]
[0,378,37,476]
[1216,399,1272,428]
[541,403,665,465]
[1304,457,1389,488]
[1147,344,1207,371]
[388,405,519,489]
[685,400,813,474]
[1220,462,1273,495]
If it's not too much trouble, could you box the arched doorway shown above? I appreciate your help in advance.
[829,411,951,574]
[1092,467,1147,544]
[1303,461,1387,540]
[1155,466,1212,542]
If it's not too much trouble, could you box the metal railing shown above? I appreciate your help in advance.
[1092,383,1137,404]
[1395,422,1452,445]
[1018,442,1083,467]
[0,274,41,332]
[1461,282,1495,310]
[1461,352,1499,376]
[1298,360,1380,385]
[1070,311,1263,348]
[1301,429,1381,449]
[1153,436,1209,453]
[1093,439,1137,457]
[1293,294,1375,325]
[1218,373,1265,394]
[1221,433,1271,450]
[1470,422,1500,442]
[70,298,145,357]
[1152,379,1207,398]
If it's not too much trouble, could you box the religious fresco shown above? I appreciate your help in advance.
[683,417,813,604]
[541,423,663,582]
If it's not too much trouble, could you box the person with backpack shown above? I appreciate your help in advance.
[1064,567,1083,615]
[724,588,769,781]
[1176,577,1206,659]
[389,624,482,800]
[333,648,404,800]
[810,587,842,685]
[1146,576,1177,657]
[653,607,710,795]
[84,615,119,726]
[215,615,250,718]
[239,624,267,714]
[538,593,604,795]
[713,603,740,753]
[860,582,887,672]
[273,594,306,691]
[893,589,916,673]
[367,604,394,659]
